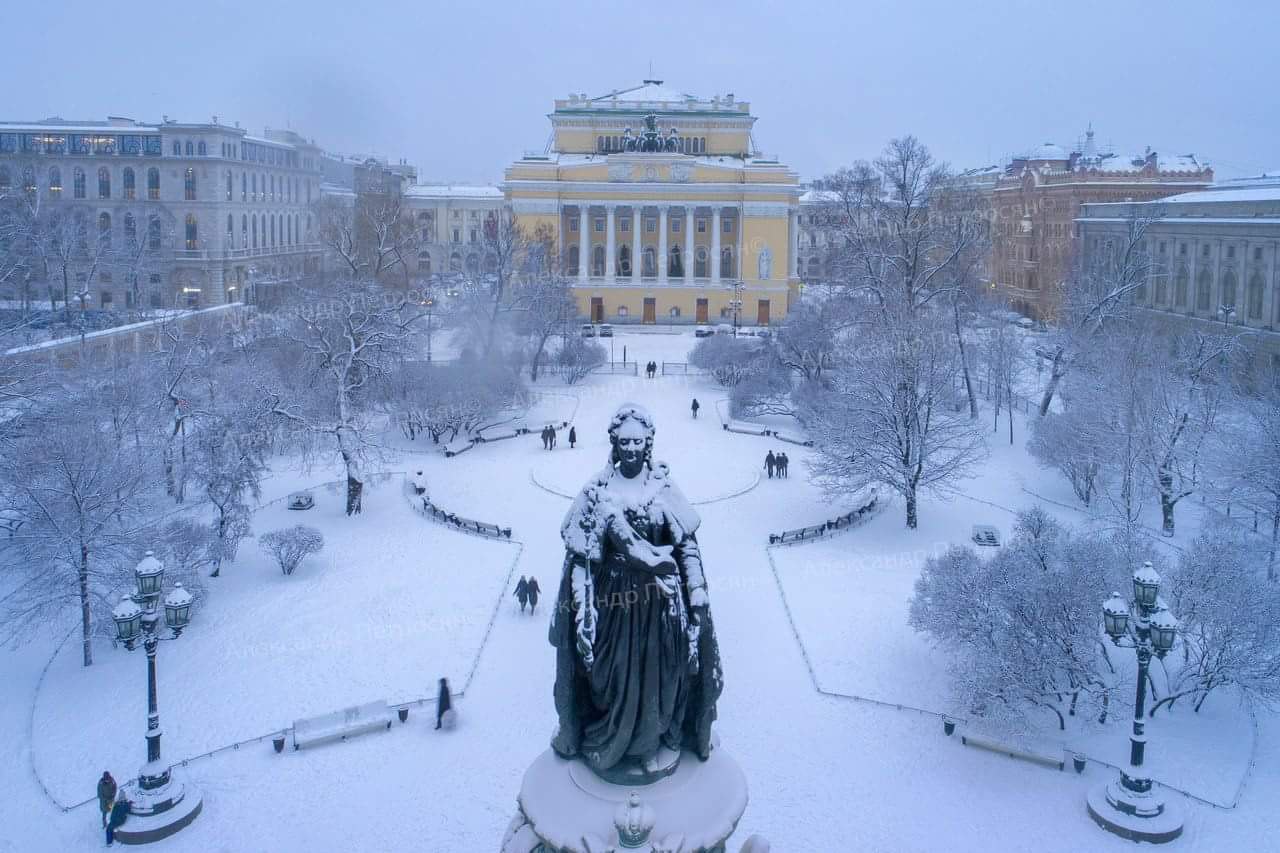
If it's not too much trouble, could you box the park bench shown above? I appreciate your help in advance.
[972,525,1001,547]
[292,700,393,750]
[443,439,474,458]
[287,491,314,510]
[959,732,1065,771]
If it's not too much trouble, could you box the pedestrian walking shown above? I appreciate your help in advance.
[514,576,530,613]
[568,426,577,448]
[550,426,557,449]
[105,796,129,846]
[779,452,790,478]
[691,398,700,419]
[540,426,549,450]
[527,576,541,612]
[97,771,117,828]
[764,450,776,479]
[435,677,454,730]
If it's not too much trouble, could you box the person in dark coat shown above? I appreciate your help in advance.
[568,426,577,448]
[778,452,789,478]
[764,450,776,479]
[435,677,453,730]
[549,426,557,449]
[691,398,700,419]
[514,576,530,613]
[526,576,541,611]
[106,796,129,845]
[97,771,117,828]
[540,426,548,449]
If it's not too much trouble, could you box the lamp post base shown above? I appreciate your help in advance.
[1086,779,1183,844]
[113,768,203,845]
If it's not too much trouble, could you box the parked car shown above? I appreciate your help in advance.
[715,324,734,336]
[288,491,315,510]
[580,323,596,337]
[694,324,714,338]
[756,328,772,339]
[598,324,614,337]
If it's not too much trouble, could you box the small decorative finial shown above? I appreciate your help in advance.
[614,792,656,848]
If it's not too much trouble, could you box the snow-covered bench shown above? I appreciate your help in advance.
[292,701,393,750]
[972,525,1001,547]
[959,733,1064,771]
[443,438,475,458]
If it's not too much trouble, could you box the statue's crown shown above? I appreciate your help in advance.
[614,792,655,848]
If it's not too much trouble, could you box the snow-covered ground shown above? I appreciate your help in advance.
[4,328,1278,852]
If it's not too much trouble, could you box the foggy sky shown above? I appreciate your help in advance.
[7,0,1277,183]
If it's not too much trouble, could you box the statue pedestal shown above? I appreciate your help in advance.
[502,745,748,853]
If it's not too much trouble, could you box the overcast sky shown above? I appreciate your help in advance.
[6,0,1277,183]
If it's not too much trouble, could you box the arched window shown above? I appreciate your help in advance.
[567,245,579,275]
[0,166,9,190]
[251,215,258,248]
[241,173,247,201]
[807,257,821,279]
[669,306,681,318]
[172,141,181,156]
[184,168,196,200]
[1174,268,1189,307]
[466,254,480,275]
[270,215,276,247]
[226,214,234,243]
[148,216,162,251]
[197,140,206,156]
[591,245,606,277]
[669,244,683,277]
[1247,273,1265,320]
[48,166,62,196]
[287,216,293,246]
[124,213,136,245]
[449,252,462,272]
[241,214,248,248]
[185,141,193,156]
[98,167,111,199]
[720,247,734,279]
[418,251,431,275]
[19,166,36,194]
[98,212,112,247]
[185,214,198,250]
[1154,273,1167,305]
[251,174,257,200]
[643,247,657,277]
[122,167,136,200]
[294,214,300,245]
[618,244,631,277]
[226,171,233,201]
[147,167,160,200]
[1221,270,1237,308]
[270,175,276,201]
[1196,268,1212,311]
[598,136,604,152]
[695,247,708,278]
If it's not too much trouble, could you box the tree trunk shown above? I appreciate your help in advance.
[1269,504,1279,583]
[1008,383,1015,445]
[1158,468,1176,537]
[905,488,918,529]
[1038,349,1065,416]
[953,303,978,419]
[79,544,93,667]
[347,474,363,515]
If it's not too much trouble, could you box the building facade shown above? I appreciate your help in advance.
[1077,172,1280,376]
[991,130,1213,321]
[402,184,504,281]
[504,81,801,325]
[0,116,323,310]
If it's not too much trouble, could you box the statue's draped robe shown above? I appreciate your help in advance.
[550,462,723,773]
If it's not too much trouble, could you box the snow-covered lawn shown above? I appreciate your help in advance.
[5,328,1279,852]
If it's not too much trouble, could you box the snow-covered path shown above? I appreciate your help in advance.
[6,329,1279,852]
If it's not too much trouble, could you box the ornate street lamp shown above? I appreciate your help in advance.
[110,550,204,843]
[1086,561,1183,844]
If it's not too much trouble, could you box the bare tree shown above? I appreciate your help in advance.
[259,526,324,576]
[315,194,417,285]
[1215,378,1280,580]
[513,273,576,381]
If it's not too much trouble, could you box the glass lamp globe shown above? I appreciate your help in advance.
[163,582,193,632]
[1132,561,1161,610]
[113,596,143,644]
[1102,592,1130,639]
[134,550,165,599]
[1150,608,1179,655]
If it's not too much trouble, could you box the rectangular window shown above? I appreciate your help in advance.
[569,217,579,233]
[470,228,478,243]
[1180,243,1187,256]
[645,218,656,233]
[1202,245,1210,257]
[1228,246,1236,259]
[697,219,706,233]
[1256,247,1264,261]
[595,218,604,233]
[620,218,630,233]
[100,291,113,307]
[723,218,733,233]
[672,219,681,233]
[452,228,461,243]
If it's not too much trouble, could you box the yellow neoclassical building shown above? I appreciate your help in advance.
[504,81,802,325]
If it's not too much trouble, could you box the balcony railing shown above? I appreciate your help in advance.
[171,242,323,261]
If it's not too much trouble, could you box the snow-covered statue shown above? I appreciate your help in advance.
[757,245,772,280]
[664,127,680,152]
[621,127,636,152]
[550,403,722,784]
[411,469,429,498]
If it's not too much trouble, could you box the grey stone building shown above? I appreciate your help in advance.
[1076,172,1280,376]
[0,116,324,310]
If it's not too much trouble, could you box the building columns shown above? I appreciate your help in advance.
[711,207,722,284]
[631,205,642,285]
[658,206,669,284]
[578,204,589,284]
[791,210,801,279]
[605,204,616,282]
[684,206,695,279]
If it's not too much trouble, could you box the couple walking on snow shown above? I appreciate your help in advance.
[765,450,790,479]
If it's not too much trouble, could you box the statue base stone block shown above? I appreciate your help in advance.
[501,744,749,853]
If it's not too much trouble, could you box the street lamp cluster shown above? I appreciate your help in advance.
[1086,561,1183,844]
[110,551,203,844]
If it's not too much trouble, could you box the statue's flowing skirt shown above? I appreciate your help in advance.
[580,565,688,770]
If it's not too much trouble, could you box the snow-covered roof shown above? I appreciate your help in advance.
[1157,185,1280,204]
[591,81,694,105]
[1024,143,1069,161]
[319,182,355,198]
[1079,151,1207,174]
[801,189,841,204]
[405,184,502,200]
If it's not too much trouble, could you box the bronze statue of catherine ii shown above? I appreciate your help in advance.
[549,403,723,783]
